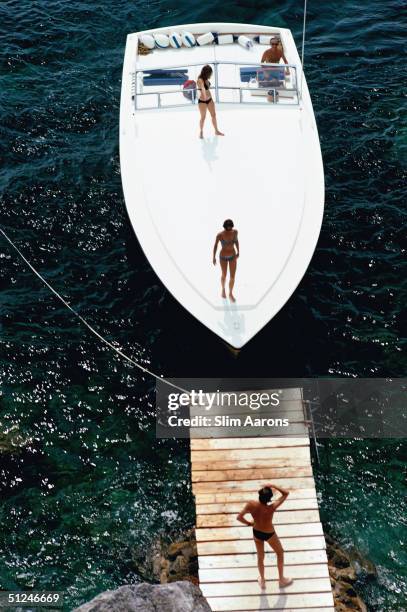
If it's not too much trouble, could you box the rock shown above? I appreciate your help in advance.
[169,554,188,575]
[167,541,190,561]
[325,534,368,612]
[137,529,199,585]
[348,548,377,578]
[329,564,357,583]
[131,529,199,586]
[73,581,212,612]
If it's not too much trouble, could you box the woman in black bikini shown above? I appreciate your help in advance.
[237,484,293,589]
[213,219,239,302]
[197,64,224,139]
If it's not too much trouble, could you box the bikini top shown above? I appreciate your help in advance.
[220,232,238,247]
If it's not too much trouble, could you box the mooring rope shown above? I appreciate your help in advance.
[300,0,308,98]
[0,226,188,394]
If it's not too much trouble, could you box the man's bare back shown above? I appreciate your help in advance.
[246,500,276,531]
[236,484,293,589]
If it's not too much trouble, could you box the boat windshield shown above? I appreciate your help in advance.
[133,61,299,110]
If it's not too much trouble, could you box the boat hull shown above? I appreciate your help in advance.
[120,24,324,348]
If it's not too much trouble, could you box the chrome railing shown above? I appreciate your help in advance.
[133,61,299,110]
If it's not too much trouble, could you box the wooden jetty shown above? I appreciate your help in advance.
[189,388,334,611]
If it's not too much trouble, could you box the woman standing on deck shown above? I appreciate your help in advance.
[213,219,239,302]
[197,64,224,138]
[237,484,293,589]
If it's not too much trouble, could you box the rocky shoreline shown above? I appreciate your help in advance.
[76,528,372,611]
[325,533,371,612]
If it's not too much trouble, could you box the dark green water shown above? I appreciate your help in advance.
[0,0,406,610]
[316,439,406,611]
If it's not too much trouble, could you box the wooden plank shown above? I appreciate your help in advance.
[201,577,332,597]
[190,395,304,408]
[191,424,309,438]
[206,592,335,611]
[192,466,312,483]
[196,523,323,542]
[196,509,321,528]
[192,456,311,471]
[193,388,303,407]
[189,405,304,417]
[191,437,309,450]
[189,409,304,422]
[198,549,329,569]
[197,535,326,555]
[191,446,311,463]
[236,388,302,399]
[199,563,329,583]
[192,477,315,494]
[194,487,317,504]
[196,498,319,515]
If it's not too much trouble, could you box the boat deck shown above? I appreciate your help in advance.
[126,106,304,334]
[189,389,334,611]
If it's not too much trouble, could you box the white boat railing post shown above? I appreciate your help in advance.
[132,72,137,110]
[214,62,220,103]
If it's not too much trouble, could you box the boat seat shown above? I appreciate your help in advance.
[143,68,189,86]
[240,66,286,83]
[240,67,261,82]
[257,68,285,82]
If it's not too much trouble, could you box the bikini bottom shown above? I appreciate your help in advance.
[253,528,275,541]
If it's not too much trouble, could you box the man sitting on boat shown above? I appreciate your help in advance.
[260,36,289,83]
[261,36,288,65]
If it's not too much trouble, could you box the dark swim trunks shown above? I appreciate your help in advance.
[253,528,275,541]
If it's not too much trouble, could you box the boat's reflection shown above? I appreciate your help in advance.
[201,136,219,170]
[218,299,246,347]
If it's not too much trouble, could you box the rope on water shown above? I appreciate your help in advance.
[0,226,188,394]
[300,0,308,98]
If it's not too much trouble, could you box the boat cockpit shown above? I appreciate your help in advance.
[131,30,300,110]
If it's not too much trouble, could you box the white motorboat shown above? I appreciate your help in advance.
[120,22,324,349]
